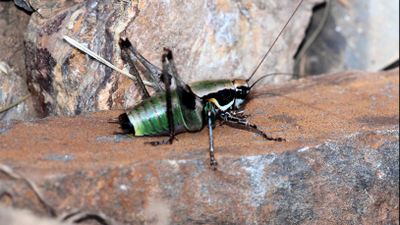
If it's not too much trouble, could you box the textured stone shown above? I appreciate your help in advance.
[25,0,320,116]
[0,2,36,121]
[0,205,68,225]
[0,69,398,224]
[0,62,36,121]
[295,0,399,75]
[0,1,30,78]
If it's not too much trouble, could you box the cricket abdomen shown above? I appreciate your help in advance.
[121,91,187,136]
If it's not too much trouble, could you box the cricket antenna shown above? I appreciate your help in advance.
[246,0,305,83]
[249,73,295,89]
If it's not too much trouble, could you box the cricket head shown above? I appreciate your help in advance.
[232,79,250,109]
[232,72,294,110]
[232,73,288,109]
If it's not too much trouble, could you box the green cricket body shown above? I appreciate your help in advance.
[119,79,250,136]
[124,91,187,136]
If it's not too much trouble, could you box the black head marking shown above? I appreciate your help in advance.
[235,86,250,99]
[203,89,236,107]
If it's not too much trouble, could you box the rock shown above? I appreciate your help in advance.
[0,204,121,225]
[0,2,37,121]
[0,62,36,121]
[0,1,30,81]
[25,0,320,116]
[0,205,69,225]
[295,0,399,75]
[0,69,398,224]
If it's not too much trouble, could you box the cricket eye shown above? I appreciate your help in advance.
[236,86,250,98]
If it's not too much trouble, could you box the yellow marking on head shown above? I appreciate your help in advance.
[208,98,234,111]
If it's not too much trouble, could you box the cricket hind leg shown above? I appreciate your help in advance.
[119,38,164,92]
[220,112,286,142]
[145,49,177,146]
[119,39,151,99]
[116,39,149,136]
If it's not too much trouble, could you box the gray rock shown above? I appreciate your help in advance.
[295,0,399,75]
[0,62,36,121]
